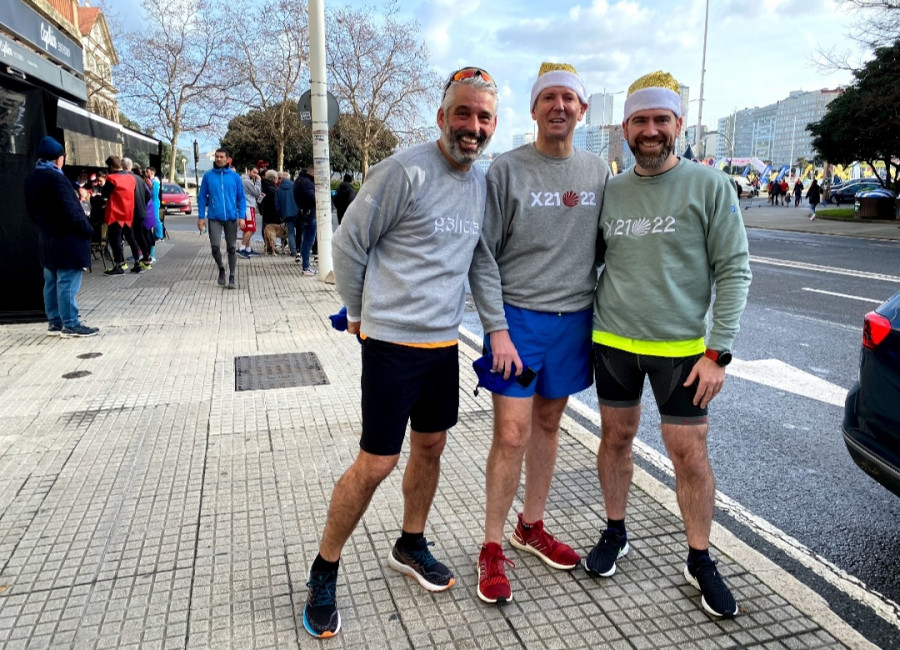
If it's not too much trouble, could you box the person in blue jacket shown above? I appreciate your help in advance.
[23,136,98,337]
[197,148,246,289]
[275,171,299,258]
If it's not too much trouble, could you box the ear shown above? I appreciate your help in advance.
[436,106,446,130]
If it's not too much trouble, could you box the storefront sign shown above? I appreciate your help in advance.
[0,32,86,101]
[0,0,84,74]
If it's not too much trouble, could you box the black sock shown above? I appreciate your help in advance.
[687,546,710,567]
[399,530,424,549]
[311,554,339,574]
[606,518,626,535]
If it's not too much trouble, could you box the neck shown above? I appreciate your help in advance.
[534,135,574,159]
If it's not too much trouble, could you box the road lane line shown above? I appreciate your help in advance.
[564,396,900,634]
[751,255,900,283]
[801,288,885,303]
[727,358,848,407]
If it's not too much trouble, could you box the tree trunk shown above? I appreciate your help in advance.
[169,132,180,183]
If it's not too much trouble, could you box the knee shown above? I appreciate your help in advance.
[412,433,446,460]
[493,423,529,454]
[352,453,399,486]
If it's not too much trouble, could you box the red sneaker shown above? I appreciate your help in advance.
[477,542,514,604]
[508,513,580,570]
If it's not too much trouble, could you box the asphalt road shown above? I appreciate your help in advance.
[462,228,900,649]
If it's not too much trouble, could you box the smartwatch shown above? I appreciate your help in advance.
[704,349,733,367]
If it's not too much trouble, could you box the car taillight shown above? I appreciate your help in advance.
[862,311,891,350]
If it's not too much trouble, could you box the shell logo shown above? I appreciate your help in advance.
[562,191,579,207]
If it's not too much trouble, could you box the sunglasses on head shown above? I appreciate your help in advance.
[443,67,495,95]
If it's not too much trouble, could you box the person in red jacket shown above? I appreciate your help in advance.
[101,155,144,275]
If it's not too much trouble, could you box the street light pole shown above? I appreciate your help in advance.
[696,0,709,149]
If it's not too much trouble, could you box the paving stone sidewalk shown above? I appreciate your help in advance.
[0,232,874,649]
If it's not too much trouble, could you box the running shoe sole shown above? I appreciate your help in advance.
[683,565,739,618]
[302,607,341,638]
[387,551,455,593]
[582,540,629,578]
[508,533,578,570]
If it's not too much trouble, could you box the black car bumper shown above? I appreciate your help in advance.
[843,382,900,497]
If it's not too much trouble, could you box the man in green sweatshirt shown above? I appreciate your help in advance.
[302,67,498,639]
[584,71,751,619]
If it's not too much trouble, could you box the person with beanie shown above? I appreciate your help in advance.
[584,71,751,619]
[23,136,98,337]
[468,62,611,604]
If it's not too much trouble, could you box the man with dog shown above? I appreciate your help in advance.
[274,171,299,256]
[302,65,498,639]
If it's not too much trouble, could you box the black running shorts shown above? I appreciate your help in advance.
[360,338,459,455]
[592,343,708,424]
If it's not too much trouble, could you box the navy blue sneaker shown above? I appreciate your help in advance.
[387,537,455,592]
[303,569,340,638]
[61,325,99,338]
[47,323,63,336]
[583,528,629,577]
[684,557,738,618]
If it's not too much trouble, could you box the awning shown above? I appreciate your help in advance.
[56,98,159,155]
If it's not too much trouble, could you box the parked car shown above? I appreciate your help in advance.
[731,176,757,197]
[828,178,882,205]
[842,289,900,497]
[160,183,192,215]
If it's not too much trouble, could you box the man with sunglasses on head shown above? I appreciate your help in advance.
[468,62,610,605]
[302,66,498,639]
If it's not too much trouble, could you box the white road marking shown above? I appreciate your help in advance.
[750,255,900,283]
[801,288,884,304]
[566,396,900,632]
[727,358,848,407]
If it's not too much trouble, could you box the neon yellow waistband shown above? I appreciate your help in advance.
[592,330,705,357]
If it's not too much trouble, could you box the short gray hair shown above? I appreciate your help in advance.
[441,73,498,116]
[265,169,278,181]
[122,157,133,171]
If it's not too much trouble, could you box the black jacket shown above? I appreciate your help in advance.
[24,167,93,270]
[260,177,279,225]
[332,181,356,218]
[292,171,316,215]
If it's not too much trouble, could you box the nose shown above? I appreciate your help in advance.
[463,114,481,133]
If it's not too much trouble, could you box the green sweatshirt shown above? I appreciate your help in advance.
[593,159,751,352]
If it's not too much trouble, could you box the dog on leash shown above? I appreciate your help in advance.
[263,223,290,254]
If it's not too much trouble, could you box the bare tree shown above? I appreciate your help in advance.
[220,0,309,171]
[326,2,441,179]
[841,0,899,47]
[112,0,235,181]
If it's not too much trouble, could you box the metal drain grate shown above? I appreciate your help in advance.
[234,352,329,391]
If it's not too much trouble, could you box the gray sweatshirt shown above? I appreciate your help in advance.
[332,142,487,344]
[469,144,611,333]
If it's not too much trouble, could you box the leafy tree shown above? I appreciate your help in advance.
[108,0,236,182]
[808,39,900,191]
[330,113,398,175]
[326,2,441,179]
[221,103,312,173]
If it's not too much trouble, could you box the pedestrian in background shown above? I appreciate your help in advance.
[275,171,299,258]
[23,136,98,337]
[197,148,246,289]
[793,178,803,207]
[332,173,357,225]
[292,165,318,274]
[806,179,821,221]
[239,167,262,258]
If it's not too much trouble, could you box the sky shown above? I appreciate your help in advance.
[114,0,873,156]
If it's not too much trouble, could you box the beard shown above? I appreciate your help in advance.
[631,135,675,171]
[440,122,489,167]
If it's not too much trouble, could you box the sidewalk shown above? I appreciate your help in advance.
[740,199,900,240]
[0,232,879,649]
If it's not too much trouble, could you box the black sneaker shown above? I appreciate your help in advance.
[684,557,738,618]
[583,528,629,577]
[61,325,99,338]
[217,267,226,286]
[104,266,124,276]
[47,324,63,336]
[303,569,340,638]
[227,275,236,290]
[387,537,455,592]
[130,264,142,273]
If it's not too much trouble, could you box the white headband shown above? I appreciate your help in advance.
[530,70,587,109]
[623,87,682,121]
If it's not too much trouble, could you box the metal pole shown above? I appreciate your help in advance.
[192,139,200,192]
[696,0,709,149]
[308,0,333,283]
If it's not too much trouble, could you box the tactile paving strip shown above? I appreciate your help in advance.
[234,352,329,391]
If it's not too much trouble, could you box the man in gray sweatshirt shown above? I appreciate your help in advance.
[469,62,610,605]
[302,67,498,639]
